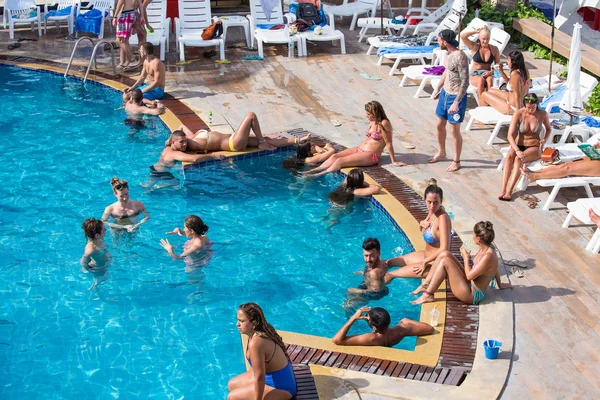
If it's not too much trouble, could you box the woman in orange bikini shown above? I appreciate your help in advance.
[304,101,407,177]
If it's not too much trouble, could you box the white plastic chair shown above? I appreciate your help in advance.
[324,0,378,31]
[176,0,224,62]
[44,0,80,35]
[130,0,170,60]
[247,0,302,58]
[5,0,42,39]
[297,13,346,56]
[562,198,600,253]
[398,0,453,37]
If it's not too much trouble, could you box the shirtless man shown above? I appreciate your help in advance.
[343,238,390,313]
[143,130,224,188]
[125,42,165,101]
[430,29,470,173]
[332,307,434,347]
[124,89,165,129]
[113,0,144,69]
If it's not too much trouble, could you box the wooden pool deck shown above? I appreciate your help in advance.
[1,17,600,399]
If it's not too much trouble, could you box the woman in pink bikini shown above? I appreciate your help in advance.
[304,101,407,177]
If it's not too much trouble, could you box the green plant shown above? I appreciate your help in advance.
[586,86,600,115]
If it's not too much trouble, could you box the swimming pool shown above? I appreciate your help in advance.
[0,65,420,398]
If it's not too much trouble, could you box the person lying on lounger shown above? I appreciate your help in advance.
[332,307,434,346]
[171,113,311,153]
[411,221,510,306]
[304,101,407,177]
[143,130,224,189]
[520,141,600,182]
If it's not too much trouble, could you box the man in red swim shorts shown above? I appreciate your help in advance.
[113,0,144,70]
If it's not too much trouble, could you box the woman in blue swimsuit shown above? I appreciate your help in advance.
[411,221,510,305]
[228,303,296,400]
[385,180,452,280]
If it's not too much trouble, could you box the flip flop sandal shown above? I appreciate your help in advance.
[528,200,537,209]
[402,142,416,149]
[510,266,525,278]
[17,37,37,42]
[241,55,263,60]
[215,59,232,64]
[175,60,194,66]
[8,43,21,50]
[331,120,342,127]
[359,73,382,81]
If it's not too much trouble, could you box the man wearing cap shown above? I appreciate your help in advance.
[429,29,469,172]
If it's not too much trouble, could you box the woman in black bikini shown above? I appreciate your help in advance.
[102,177,150,232]
[460,26,501,100]
[499,93,551,201]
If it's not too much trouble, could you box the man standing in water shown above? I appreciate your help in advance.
[343,238,390,314]
[125,42,166,101]
[429,29,469,172]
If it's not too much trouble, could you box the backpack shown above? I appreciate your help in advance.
[201,20,223,40]
[297,3,320,26]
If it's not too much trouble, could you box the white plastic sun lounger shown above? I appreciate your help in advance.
[562,198,600,253]
[297,13,346,56]
[324,0,379,31]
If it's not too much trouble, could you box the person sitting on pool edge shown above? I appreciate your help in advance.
[282,139,336,171]
[124,42,165,100]
[124,89,165,129]
[172,115,311,153]
[343,238,390,314]
[332,307,434,347]
[143,130,225,189]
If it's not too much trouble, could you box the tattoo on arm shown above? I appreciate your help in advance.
[455,53,469,103]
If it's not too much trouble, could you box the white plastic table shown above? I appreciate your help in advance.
[219,15,251,47]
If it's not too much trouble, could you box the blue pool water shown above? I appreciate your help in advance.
[0,65,420,398]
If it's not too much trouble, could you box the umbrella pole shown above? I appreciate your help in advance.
[381,0,384,35]
[548,0,557,93]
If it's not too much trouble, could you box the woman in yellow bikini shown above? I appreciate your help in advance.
[411,221,510,305]
[172,112,310,153]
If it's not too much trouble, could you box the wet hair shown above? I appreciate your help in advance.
[184,215,209,235]
[82,218,104,239]
[131,89,143,104]
[362,237,380,252]
[110,177,129,192]
[123,92,131,102]
[238,303,288,359]
[523,92,539,104]
[143,42,154,55]
[282,140,312,170]
[508,50,528,82]
[171,130,186,139]
[328,168,365,206]
[424,179,443,202]
[474,221,495,245]
[368,307,391,332]
[365,100,390,135]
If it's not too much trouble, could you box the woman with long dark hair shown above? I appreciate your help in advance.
[228,303,296,400]
[480,50,529,114]
[328,168,380,206]
[304,101,407,177]
[282,140,335,171]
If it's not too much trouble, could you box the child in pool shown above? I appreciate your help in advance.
[80,218,112,272]
[160,215,212,266]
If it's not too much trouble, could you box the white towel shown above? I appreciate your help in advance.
[260,0,279,21]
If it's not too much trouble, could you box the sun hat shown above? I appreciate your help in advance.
[439,29,459,47]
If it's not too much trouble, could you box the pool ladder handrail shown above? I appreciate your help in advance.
[64,37,117,83]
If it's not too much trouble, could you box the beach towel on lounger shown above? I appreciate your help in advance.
[375,35,428,46]
[44,6,73,19]
[377,45,439,56]
[75,9,107,35]
[539,84,566,114]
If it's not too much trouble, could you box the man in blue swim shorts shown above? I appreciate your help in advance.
[430,29,469,172]
[124,42,165,101]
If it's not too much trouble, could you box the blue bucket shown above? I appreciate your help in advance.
[483,340,502,359]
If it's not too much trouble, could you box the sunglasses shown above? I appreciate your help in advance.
[114,183,128,190]
[523,96,538,103]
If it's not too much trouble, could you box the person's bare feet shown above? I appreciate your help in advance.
[410,283,428,295]
[428,152,446,163]
[520,167,534,182]
[589,208,600,227]
[411,292,435,305]
[498,192,511,201]
[447,161,461,172]
[258,140,276,151]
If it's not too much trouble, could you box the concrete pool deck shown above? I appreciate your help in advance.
[1,14,599,398]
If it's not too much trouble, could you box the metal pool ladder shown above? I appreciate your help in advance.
[64,37,117,83]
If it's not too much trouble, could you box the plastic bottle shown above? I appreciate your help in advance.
[475,8,479,18]
[208,111,213,125]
